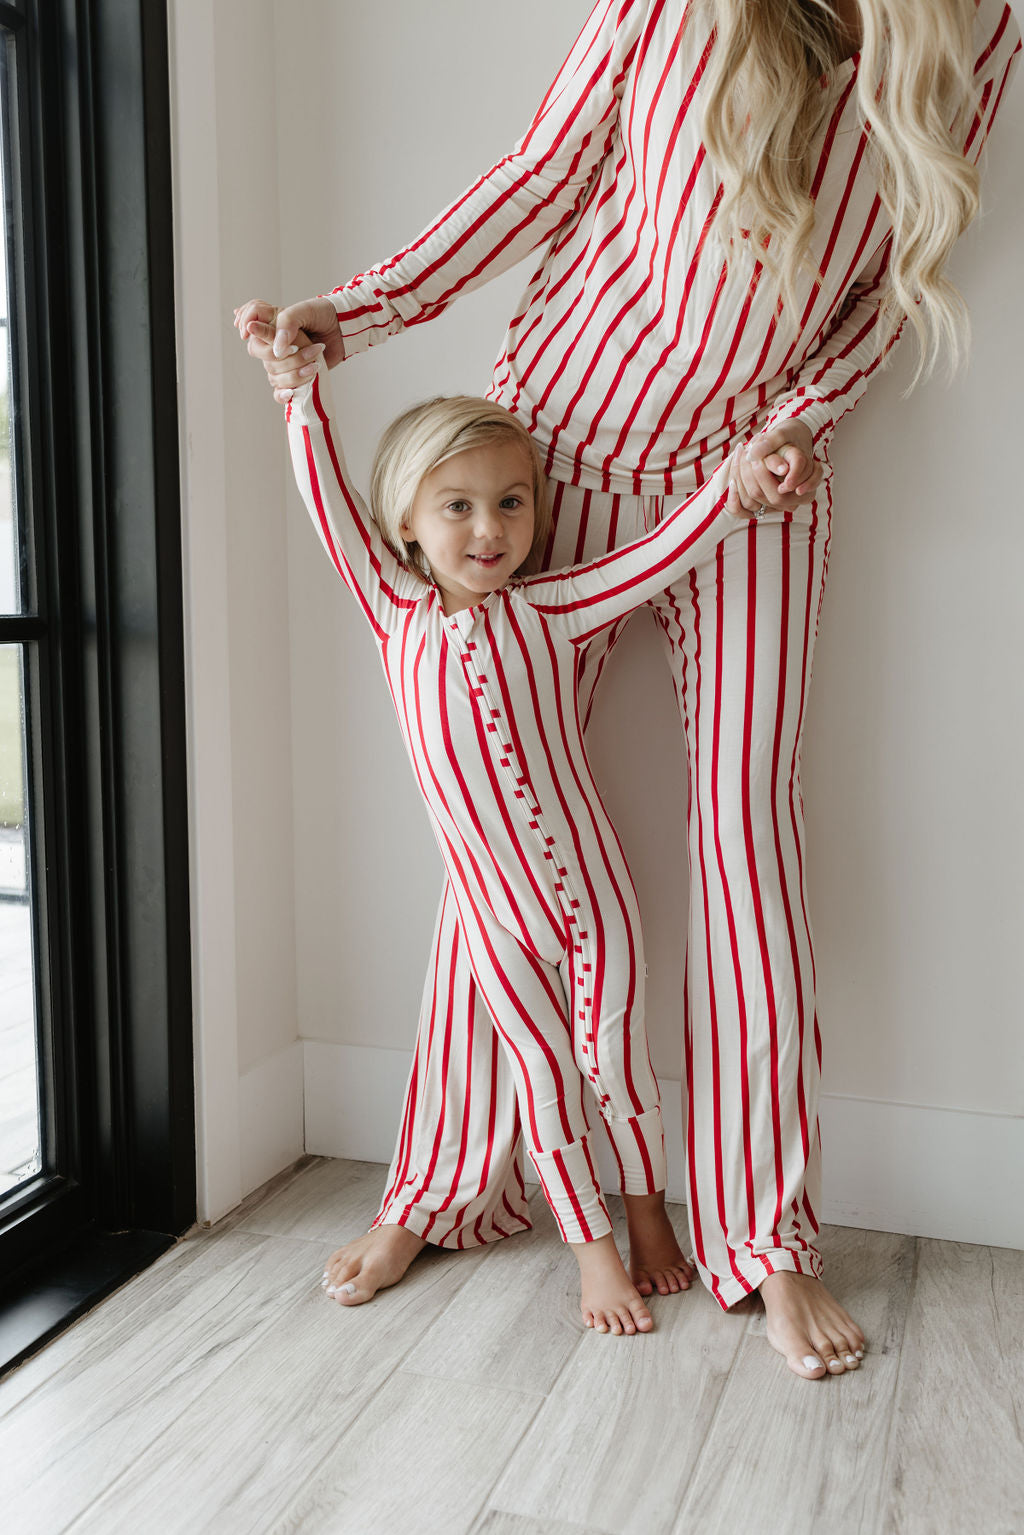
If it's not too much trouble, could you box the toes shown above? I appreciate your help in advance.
[791,1352,828,1379]
[634,1275,654,1297]
[630,1299,654,1332]
[835,1332,862,1367]
[326,1259,360,1288]
[819,1344,846,1374]
[323,1255,373,1304]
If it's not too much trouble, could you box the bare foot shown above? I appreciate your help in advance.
[623,1190,696,1297]
[758,1270,866,1379]
[572,1232,654,1335]
[320,1225,427,1306]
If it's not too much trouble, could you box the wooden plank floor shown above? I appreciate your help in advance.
[1,1157,1021,1535]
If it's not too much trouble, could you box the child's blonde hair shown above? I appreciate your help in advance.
[370,396,551,582]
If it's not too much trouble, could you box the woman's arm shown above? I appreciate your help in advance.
[759,234,897,450]
[762,0,1021,450]
[286,365,424,642]
[328,0,646,360]
[520,458,740,644]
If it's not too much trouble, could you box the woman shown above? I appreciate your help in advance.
[238,0,1019,1378]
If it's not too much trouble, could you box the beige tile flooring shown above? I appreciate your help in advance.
[1,1156,1021,1534]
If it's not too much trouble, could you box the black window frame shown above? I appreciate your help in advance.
[0,0,194,1376]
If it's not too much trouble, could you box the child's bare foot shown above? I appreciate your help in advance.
[320,1225,426,1306]
[572,1232,654,1335]
[758,1270,866,1379]
[623,1190,696,1297]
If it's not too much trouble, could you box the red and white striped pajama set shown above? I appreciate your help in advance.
[322,0,1021,1304]
[287,367,740,1243]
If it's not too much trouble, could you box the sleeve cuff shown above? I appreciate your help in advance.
[323,273,408,359]
[762,391,834,446]
[283,364,325,426]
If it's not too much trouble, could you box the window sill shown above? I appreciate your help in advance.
[0,1228,174,1378]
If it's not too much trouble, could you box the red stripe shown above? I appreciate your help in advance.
[552,1146,597,1242]
[684,568,728,1288]
[737,527,787,1262]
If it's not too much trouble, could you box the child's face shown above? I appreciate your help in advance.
[401,440,536,615]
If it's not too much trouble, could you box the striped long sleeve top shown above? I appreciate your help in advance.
[325,0,1020,497]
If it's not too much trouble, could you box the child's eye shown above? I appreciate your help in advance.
[445,500,471,515]
[500,497,523,511]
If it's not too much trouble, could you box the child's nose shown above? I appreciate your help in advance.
[474,506,504,538]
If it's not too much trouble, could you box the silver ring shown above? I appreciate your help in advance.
[753,502,768,519]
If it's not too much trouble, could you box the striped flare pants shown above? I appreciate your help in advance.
[371,474,832,1310]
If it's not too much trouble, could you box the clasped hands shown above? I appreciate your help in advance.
[233,297,824,518]
[725,423,823,519]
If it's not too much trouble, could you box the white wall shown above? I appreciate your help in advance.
[175,0,1023,1243]
[171,0,303,1223]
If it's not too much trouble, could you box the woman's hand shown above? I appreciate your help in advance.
[727,422,823,517]
[233,297,342,402]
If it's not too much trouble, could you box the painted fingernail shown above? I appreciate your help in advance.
[803,1355,824,1370]
[301,344,325,360]
[298,363,316,376]
[273,337,298,359]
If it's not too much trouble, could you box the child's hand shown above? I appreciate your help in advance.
[233,298,338,402]
[727,422,822,517]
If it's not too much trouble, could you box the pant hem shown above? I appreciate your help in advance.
[372,1202,533,1250]
[700,1246,824,1311]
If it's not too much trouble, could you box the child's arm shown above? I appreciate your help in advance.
[285,361,424,641]
[518,457,742,644]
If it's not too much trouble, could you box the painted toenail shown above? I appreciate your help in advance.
[320,1278,329,1288]
[340,1282,357,1295]
[855,1349,864,1358]
[845,1355,857,1364]
[326,1286,339,1295]
[803,1355,824,1370]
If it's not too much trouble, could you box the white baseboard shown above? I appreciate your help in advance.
[303,1040,417,1164]
[300,1041,1023,1250]
[238,1040,306,1199]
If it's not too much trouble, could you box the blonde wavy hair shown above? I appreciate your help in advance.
[696,0,982,381]
[370,396,551,581]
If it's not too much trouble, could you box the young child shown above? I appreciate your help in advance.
[260,333,749,1336]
